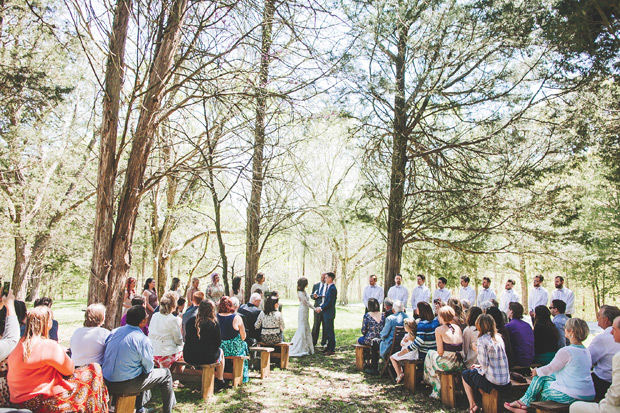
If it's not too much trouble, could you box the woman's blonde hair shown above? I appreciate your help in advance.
[476,314,497,340]
[438,305,456,323]
[84,303,106,327]
[566,317,589,342]
[23,306,52,361]
[159,292,177,315]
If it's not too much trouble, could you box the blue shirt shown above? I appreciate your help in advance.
[103,325,154,382]
[380,311,410,358]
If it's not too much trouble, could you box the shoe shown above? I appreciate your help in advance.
[324,351,335,356]
[364,368,379,375]
[136,408,156,413]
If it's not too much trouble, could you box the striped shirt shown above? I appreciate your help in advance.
[408,317,439,354]
[476,332,510,386]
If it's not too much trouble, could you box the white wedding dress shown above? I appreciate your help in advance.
[289,291,315,357]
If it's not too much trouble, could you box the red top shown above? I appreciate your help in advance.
[7,337,75,403]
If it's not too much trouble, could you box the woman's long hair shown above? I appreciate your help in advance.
[534,305,559,342]
[195,299,217,339]
[169,277,180,291]
[476,314,498,340]
[22,306,52,361]
[232,276,242,295]
[144,277,155,292]
[264,295,279,315]
[126,277,136,295]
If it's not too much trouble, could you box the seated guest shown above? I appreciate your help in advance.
[8,306,108,412]
[255,295,285,345]
[589,305,620,400]
[357,298,385,346]
[463,306,483,369]
[447,297,467,331]
[406,301,440,361]
[570,315,620,412]
[368,300,409,374]
[505,318,595,413]
[183,299,226,390]
[391,318,418,383]
[149,292,184,369]
[69,303,110,366]
[0,289,20,407]
[383,297,394,317]
[505,302,534,368]
[462,314,511,413]
[461,299,472,314]
[487,306,514,367]
[121,296,149,335]
[533,305,560,365]
[218,296,249,383]
[103,305,176,413]
[231,296,241,313]
[238,293,262,347]
[551,299,569,348]
[33,297,59,341]
[182,291,204,340]
[424,306,465,400]
[173,297,186,317]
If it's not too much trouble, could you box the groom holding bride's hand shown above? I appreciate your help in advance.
[315,272,337,356]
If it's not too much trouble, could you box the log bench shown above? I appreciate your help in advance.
[477,378,530,413]
[353,344,371,371]
[171,361,220,400]
[437,370,461,408]
[112,392,141,413]
[401,359,424,394]
[223,356,250,387]
[249,346,274,379]
[530,401,570,413]
[258,342,290,370]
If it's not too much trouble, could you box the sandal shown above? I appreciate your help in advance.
[468,406,479,413]
[504,400,527,413]
[395,373,405,384]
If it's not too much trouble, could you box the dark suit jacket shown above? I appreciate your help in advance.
[311,282,323,307]
[238,303,262,340]
[320,284,337,320]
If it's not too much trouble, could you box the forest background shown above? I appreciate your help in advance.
[1,0,619,326]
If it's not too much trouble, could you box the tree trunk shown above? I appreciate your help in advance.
[244,0,276,302]
[383,23,409,293]
[519,252,528,307]
[12,236,31,300]
[89,0,189,330]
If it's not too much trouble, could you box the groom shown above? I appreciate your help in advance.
[315,272,337,356]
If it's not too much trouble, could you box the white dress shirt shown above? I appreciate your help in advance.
[529,286,549,312]
[411,285,431,310]
[590,326,620,382]
[387,285,409,311]
[363,285,384,308]
[433,288,451,305]
[551,287,575,315]
[477,288,497,306]
[499,289,520,312]
[459,286,476,306]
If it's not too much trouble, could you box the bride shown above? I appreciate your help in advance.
[289,277,315,357]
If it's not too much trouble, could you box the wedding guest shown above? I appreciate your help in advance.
[505,318,595,413]
[358,298,385,346]
[143,277,159,326]
[0,288,20,407]
[533,305,560,365]
[379,300,409,360]
[505,302,534,368]
[238,293,262,347]
[186,277,200,304]
[149,292,183,368]
[463,307,483,369]
[182,291,204,340]
[391,318,418,383]
[400,302,439,362]
[411,274,431,312]
[123,276,137,315]
[183,299,226,390]
[589,305,620,400]
[383,297,395,318]
[255,295,285,345]
[362,274,384,312]
[459,276,476,309]
[121,296,149,335]
[487,306,514,367]
[551,299,569,348]
[387,274,409,312]
[232,276,244,305]
[8,306,109,412]
[462,314,511,413]
[69,303,110,367]
[447,297,467,330]
[173,297,186,317]
[169,277,182,299]
[251,272,267,310]
[529,274,549,318]
[33,297,58,342]
[424,306,465,400]
[570,316,620,412]
[218,296,249,383]
[206,273,225,304]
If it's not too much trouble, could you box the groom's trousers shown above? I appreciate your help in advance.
[324,315,335,352]
[312,311,326,346]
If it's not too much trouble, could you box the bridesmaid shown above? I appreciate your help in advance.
[142,278,158,326]
[122,277,136,315]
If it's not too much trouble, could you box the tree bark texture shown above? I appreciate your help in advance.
[244,0,276,302]
[383,23,409,293]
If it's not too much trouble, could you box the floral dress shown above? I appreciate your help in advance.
[255,311,285,345]
[357,312,385,346]
[206,283,224,304]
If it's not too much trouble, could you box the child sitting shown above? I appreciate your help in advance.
[390,318,419,383]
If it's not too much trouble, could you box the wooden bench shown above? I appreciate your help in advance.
[437,370,461,408]
[477,378,531,413]
[171,361,220,400]
[249,346,274,379]
[112,392,141,413]
[530,401,570,413]
[258,342,290,369]
[223,356,250,387]
[353,344,371,371]
[401,359,424,394]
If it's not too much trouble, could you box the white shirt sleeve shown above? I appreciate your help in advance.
[537,347,572,377]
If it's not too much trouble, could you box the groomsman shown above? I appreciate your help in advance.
[363,274,384,312]
[387,274,409,312]
[499,279,519,312]
[410,274,431,313]
[477,277,497,306]
[433,277,451,305]
[551,276,575,317]
[459,276,476,307]
[528,274,549,318]
[311,273,327,346]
